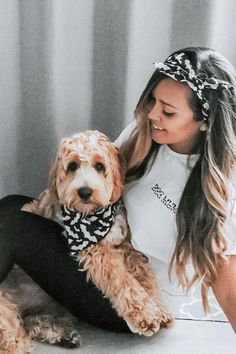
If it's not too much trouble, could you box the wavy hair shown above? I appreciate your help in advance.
[119,47,236,310]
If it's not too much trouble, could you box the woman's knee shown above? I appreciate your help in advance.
[0,194,33,215]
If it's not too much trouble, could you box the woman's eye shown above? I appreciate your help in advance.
[67,161,78,172]
[163,111,174,117]
[147,96,156,113]
[148,94,156,105]
[94,162,105,172]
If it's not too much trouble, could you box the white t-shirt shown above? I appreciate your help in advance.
[115,122,236,321]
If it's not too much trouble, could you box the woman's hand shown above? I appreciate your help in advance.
[212,255,236,333]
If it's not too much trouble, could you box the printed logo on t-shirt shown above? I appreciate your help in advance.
[151,183,177,214]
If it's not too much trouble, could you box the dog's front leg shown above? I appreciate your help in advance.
[123,242,173,328]
[79,243,163,336]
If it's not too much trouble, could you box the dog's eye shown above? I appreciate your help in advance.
[94,162,105,172]
[67,161,78,172]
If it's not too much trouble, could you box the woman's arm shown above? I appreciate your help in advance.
[211,255,236,333]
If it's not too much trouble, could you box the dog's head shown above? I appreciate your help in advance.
[48,130,124,215]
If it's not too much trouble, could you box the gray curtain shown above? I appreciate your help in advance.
[1,0,236,197]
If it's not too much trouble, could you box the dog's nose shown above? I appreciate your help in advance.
[78,187,93,201]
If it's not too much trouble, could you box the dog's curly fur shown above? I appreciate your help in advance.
[0,291,31,354]
[0,130,173,353]
[0,267,82,353]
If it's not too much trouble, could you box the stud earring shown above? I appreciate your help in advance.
[200,124,208,132]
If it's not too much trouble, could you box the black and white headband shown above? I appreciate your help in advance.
[154,52,234,121]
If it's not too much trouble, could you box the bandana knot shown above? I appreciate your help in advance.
[61,203,117,256]
[154,52,234,120]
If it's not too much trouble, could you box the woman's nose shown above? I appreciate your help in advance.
[148,103,161,121]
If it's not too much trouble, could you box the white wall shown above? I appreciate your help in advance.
[210,0,236,64]
[51,0,94,138]
[0,0,21,197]
[124,0,174,126]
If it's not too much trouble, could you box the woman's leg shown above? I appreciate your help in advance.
[0,195,130,333]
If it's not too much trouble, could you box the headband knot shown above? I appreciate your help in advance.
[154,53,234,120]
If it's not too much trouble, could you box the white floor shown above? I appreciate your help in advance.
[33,319,235,354]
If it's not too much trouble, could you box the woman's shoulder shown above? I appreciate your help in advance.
[114,120,136,148]
[228,165,236,200]
[223,166,236,256]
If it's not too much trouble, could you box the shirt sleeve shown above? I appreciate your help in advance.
[114,120,136,148]
[223,181,236,256]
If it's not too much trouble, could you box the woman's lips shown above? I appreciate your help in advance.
[152,124,165,131]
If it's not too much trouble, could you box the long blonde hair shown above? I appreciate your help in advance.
[120,47,236,310]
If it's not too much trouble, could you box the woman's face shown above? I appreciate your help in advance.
[148,78,204,154]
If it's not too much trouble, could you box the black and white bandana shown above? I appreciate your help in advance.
[60,204,117,256]
[154,52,234,120]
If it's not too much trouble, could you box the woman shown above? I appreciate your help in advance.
[117,47,236,330]
[0,47,236,333]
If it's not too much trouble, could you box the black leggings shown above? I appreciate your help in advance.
[0,195,130,333]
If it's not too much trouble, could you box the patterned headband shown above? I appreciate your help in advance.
[154,52,234,121]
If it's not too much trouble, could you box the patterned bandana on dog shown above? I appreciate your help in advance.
[154,52,234,120]
[61,204,117,256]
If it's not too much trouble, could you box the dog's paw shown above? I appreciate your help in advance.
[57,330,82,348]
[159,310,174,328]
[24,314,82,348]
[127,303,163,337]
[128,314,160,337]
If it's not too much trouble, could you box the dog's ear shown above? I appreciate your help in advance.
[117,149,127,178]
[22,138,71,218]
[109,145,126,204]
[21,141,64,218]
[48,152,60,202]
[48,138,69,199]
[29,147,62,218]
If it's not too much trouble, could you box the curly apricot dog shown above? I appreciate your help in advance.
[0,130,172,353]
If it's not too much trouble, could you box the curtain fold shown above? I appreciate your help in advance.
[1,0,236,196]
